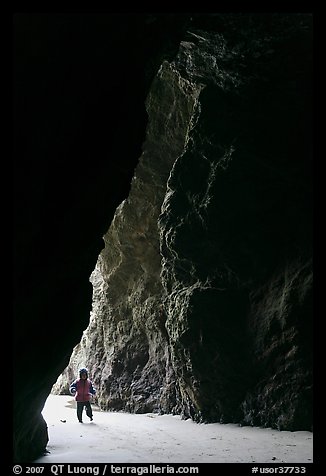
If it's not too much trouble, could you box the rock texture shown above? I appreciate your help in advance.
[55,13,313,433]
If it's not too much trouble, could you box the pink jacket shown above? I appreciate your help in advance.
[70,378,96,402]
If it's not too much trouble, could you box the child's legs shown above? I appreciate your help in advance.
[77,401,84,421]
[85,401,93,418]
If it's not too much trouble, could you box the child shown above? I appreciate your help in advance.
[70,367,96,423]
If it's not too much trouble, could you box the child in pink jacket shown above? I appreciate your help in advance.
[70,367,96,423]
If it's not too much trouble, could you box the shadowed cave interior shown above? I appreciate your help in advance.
[13,12,313,463]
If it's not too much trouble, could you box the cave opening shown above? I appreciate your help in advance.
[13,12,190,463]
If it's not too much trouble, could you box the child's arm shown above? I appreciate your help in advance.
[70,380,77,395]
[89,382,96,395]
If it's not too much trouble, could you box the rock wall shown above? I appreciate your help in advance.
[55,14,313,431]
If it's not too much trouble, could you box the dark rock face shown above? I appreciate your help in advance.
[55,12,313,434]
[243,260,313,430]
[157,15,313,427]
[13,14,188,463]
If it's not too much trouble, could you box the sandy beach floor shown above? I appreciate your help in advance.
[33,395,313,464]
